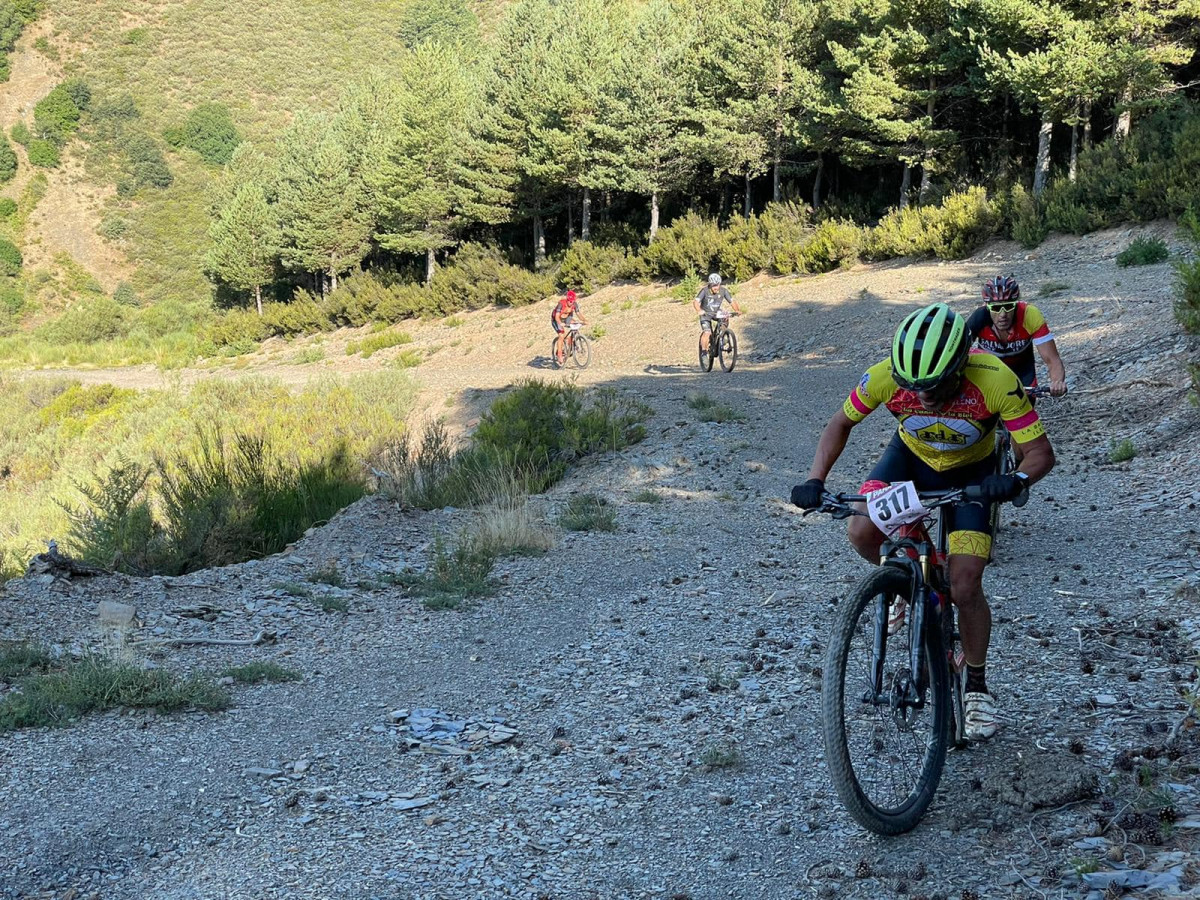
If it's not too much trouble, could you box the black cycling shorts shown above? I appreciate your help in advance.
[866,432,996,539]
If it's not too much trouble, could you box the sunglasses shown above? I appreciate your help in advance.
[987,302,1018,313]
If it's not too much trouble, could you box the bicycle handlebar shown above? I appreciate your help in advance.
[805,486,985,520]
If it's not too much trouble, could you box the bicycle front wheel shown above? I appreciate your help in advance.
[572,334,591,369]
[822,565,950,835]
[718,330,738,372]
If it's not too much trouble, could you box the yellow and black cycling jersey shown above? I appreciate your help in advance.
[843,353,1045,472]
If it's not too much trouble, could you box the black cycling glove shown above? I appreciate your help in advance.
[791,478,825,510]
[977,473,1026,502]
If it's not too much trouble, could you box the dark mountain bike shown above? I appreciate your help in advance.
[806,483,994,835]
[552,323,591,369]
[699,311,738,373]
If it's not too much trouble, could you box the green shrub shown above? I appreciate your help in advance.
[0,197,17,217]
[345,329,412,358]
[632,489,662,503]
[0,133,15,182]
[150,429,366,575]
[559,493,617,532]
[1108,438,1137,463]
[376,419,518,510]
[112,282,138,306]
[220,662,300,684]
[378,384,651,507]
[867,187,997,261]
[1041,105,1200,232]
[669,270,704,301]
[777,218,865,274]
[119,132,172,190]
[643,211,723,276]
[474,381,650,491]
[0,655,228,731]
[1174,257,1200,333]
[33,82,84,145]
[177,102,240,165]
[97,214,128,241]
[1116,236,1170,267]
[718,215,772,282]
[37,296,125,343]
[432,243,552,311]
[1009,184,1048,248]
[399,532,496,609]
[26,138,59,167]
[0,237,20,275]
[557,241,630,292]
[9,121,29,145]
[61,457,158,573]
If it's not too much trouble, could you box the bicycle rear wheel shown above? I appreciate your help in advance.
[572,334,591,369]
[698,335,714,372]
[822,565,951,835]
[718,330,738,372]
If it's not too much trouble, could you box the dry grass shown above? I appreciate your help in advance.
[470,486,556,558]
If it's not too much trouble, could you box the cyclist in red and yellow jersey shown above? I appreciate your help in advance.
[551,290,589,366]
[792,303,1056,741]
[967,276,1067,396]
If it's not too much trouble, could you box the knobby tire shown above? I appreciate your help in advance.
[822,565,951,835]
[718,329,737,373]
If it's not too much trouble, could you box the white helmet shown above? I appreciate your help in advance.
[708,273,722,286]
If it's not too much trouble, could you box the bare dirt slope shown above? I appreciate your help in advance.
[2,225,1200,900]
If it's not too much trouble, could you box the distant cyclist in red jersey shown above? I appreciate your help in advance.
[551,290,589,366]
[966,276,1067,397]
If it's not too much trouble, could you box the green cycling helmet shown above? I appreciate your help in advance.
[891,302,969,392]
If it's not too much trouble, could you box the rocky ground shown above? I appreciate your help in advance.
[2,223,1199,900]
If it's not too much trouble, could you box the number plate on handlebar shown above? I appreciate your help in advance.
[866,481,929,533]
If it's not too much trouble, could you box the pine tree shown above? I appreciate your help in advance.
[276,113,373,293]
[524,0,630,241]
[607,0,703,240]
[375,42,509,283]
[977,3,1117,195]
[206,178,281,315]
[696,0,823,213]
[480,0,559,267]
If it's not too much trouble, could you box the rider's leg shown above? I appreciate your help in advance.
[946,547,990,667]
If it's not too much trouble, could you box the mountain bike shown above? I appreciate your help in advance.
[989,385,1052,557]
[698,311,738,373]
[807,483,991,835]
[552,323,590,369]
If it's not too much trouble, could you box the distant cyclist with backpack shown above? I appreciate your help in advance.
[551,290,589,366]
[968,276,1067,398]
[694,273,741,355]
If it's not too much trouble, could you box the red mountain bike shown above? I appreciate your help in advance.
[807,483,993,834]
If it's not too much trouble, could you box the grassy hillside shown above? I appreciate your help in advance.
[53,0,417,307]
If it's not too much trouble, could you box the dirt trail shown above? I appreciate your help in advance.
[2,225,1200,900]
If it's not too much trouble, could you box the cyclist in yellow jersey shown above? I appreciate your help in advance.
[792,303,1056,741]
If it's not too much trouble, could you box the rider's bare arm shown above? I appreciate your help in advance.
[1035,340,1067,395]
[577,311,589,325]
[1013,433,1055,483]
[692,298,702,315]
[807,409,857,481]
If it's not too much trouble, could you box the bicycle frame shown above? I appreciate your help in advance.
[823,490,962,713]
